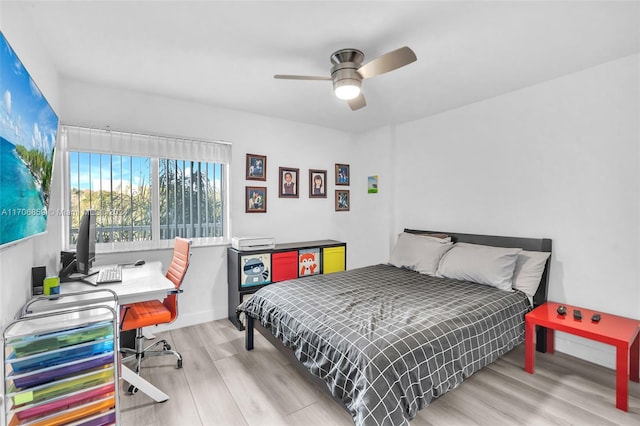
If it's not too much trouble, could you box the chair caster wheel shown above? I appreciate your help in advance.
[177,359,183,369]
[128,385,138,394]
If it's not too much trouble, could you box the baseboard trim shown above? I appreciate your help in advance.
[153,310,226,332]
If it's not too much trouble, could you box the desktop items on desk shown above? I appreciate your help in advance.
[90,261,146,285]
[30,266,59,296]
[43,276,60,295]
[60,250,76,271]
[58,250,78,282]
[31,266,46,296]
[58,209,97,283]
[58,210,145,286]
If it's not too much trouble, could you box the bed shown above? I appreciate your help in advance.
[237,229,552,426]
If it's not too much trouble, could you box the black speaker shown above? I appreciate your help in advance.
[31,266,46,296]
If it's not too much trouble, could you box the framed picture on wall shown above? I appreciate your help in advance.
[309,169,327,198]
[246,186,267,213]
[368,175,378,193]
[335,163,349,185]
[246,153,267,181]
[335,189,350,211]
[279,167,299,198]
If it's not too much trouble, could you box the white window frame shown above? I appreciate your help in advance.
[60,125,231,252]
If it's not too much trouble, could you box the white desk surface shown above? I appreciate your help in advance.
[27,261,173,313]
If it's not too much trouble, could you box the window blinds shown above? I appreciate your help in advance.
[61,125,231,164]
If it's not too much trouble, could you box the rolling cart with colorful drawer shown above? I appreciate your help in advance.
[3,292,120,426]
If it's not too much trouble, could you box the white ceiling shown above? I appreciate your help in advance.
[8,1,640,133]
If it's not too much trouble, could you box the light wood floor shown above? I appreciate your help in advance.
[119,319,640,425]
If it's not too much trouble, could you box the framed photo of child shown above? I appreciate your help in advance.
[335,163,349,186]
[246,154,267,181]
[279,167,299,198]
[309,169,327,198]
[246,186,267,213]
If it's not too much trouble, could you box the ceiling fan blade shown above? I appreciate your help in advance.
[357,46,417,79]
[347,94,366,111]
[274,74,332,81]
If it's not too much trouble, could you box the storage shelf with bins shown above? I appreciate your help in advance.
[3,302,119,426]
[227,239,346,330]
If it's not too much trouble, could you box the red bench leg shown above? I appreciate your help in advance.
[615,344,629,411]
[525,318,536,374]
[631,333,639,383]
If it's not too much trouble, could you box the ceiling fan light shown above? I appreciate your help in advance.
[334,80,361,100]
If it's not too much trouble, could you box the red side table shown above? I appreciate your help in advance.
[525,301,640,411]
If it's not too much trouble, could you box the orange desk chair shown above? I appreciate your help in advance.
[120,237,191,392]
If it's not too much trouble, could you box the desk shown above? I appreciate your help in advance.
[525,302,640,411]
[25,261,175,403]
[57,261,173,306]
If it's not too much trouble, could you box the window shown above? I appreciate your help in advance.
[63,126,230,250]
[159,159,224,240]
[69,153,151,244]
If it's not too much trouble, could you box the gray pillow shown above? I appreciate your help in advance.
[389,232,453,276]
[512,250,551,298]
[437,242,522,291]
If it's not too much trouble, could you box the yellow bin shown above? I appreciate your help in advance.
[322,246,345,274]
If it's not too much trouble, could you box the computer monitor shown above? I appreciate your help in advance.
[76,209,96,275]
[59,209,96,281]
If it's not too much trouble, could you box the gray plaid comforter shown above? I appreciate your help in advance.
[238,264,531,426]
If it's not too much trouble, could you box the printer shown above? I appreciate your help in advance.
[231,236,276,251]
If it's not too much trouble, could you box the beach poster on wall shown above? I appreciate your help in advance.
[0,31,59,247]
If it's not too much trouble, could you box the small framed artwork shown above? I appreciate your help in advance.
[246,154,267,181]
[368,175,378,193]
[279,167,299,198]
[309,169,327,198]
[335,163,350,185]
[246,186,267,213]
[335,189,350,211]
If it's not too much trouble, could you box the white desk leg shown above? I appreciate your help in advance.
[121,365,169,403]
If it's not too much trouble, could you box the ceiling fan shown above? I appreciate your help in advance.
[274,46,417,111]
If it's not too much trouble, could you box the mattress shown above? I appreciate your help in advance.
[238,264,531,426]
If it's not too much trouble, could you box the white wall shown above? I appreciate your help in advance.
[375,54,639,367]
[59,79,355,328]
[348,126,396,268]
[0,9,63,327]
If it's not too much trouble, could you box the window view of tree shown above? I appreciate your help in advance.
[160,159,224,239]
[69,152,224,245]
[69,153,151,244]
